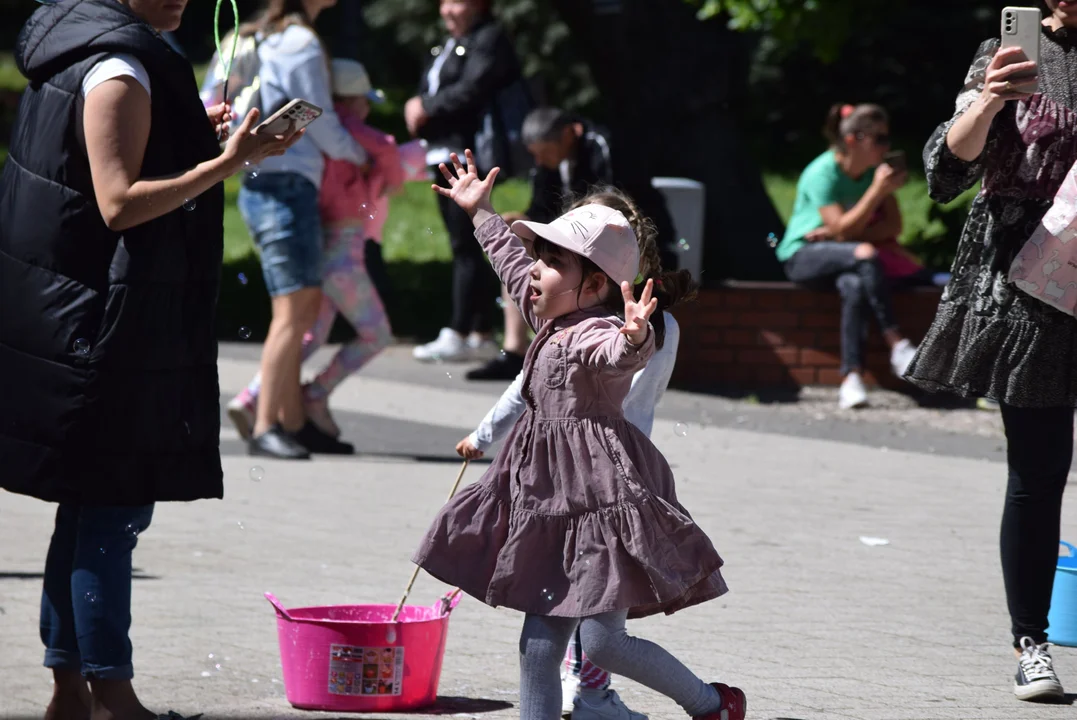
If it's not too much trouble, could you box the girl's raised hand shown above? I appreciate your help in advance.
[432,149,498,218]
[620,279,657,346]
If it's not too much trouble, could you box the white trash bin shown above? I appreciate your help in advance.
[651,177,705,278]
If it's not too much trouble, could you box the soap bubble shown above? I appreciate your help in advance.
[446,372,453,379]
[238,272,248,286]
[208,653,215,659]
[249,466,264,482]
[540,588,554,602]
[238,326,252,340]
[496,297,505,308]
[215,663,222,671]
[73,338,90,356]
[201,671,212,678]
[84,592,97,604]
[359,203,377,220]
[124,523,141,537]
[674,422,688,437]
[386,627,397,643]
[766,232,778,248]
[677,238,690,252]
[182,198,197,211]
[99,547,106,554]
[425,227,435,235]
[236,521,245,530]
[244,161,259,179]
[499,349,507,357]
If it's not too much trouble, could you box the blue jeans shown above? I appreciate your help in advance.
[238,172,324,297]
[40,504,154,679]
[784,242,898,375]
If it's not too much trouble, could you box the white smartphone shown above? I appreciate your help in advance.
[1001,6,1041,94]
[256,99,323,135]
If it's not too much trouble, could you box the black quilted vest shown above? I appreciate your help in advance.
[0,0,225,505]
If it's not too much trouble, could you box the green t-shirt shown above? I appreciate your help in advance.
[775,149,875,262]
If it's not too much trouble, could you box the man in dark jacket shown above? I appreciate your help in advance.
[466,106,677,381]
[405,0,523,364]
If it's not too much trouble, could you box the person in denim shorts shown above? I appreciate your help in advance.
[210,0,369,459]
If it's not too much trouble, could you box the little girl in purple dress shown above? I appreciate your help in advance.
[413,150,745,720]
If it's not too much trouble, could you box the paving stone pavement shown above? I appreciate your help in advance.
[3,345,1077,720]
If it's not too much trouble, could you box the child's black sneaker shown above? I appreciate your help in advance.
[1014,636,1064,702]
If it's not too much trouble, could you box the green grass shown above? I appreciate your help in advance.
[0,53,24,93]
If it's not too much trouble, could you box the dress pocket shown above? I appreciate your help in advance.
[542,344,567,389]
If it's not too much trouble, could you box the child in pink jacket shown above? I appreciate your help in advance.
[229,59,413,440]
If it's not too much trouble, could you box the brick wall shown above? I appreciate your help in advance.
[669,281,944,391]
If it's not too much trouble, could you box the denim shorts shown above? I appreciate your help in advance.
[238,172,323,297]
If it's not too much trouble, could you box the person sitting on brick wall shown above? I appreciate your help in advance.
[771,103,920,410]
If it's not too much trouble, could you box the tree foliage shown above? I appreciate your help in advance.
[685,0,897,62]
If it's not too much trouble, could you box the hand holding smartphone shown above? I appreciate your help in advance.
[256,99,323,136]
[1000,6,1041,94]
[884,150,906,174]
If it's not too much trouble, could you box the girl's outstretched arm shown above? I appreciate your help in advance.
[432,150,539,329]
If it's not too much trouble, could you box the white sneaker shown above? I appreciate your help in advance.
[561,672,580,717]
[839,372,869,410]
[890,338,917,377]
[467,335,500,361]
[413,328,469,362]
[1014,637,1064,702]
[227,391,256,441]
[572,689,648,720]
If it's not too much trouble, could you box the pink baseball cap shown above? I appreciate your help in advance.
[511,204,640,287]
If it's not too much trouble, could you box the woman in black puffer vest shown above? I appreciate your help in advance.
[0,0,297,716]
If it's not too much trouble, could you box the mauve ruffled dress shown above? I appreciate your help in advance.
[413,215,727,618]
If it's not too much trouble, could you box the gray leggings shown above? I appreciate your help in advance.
[519,611,720,719]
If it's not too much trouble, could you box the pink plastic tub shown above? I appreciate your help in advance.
[265,590,461,713]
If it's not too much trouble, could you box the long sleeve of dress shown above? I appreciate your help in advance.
[922,39,998,204]
[468,371,527,452]
[474,214,541,331]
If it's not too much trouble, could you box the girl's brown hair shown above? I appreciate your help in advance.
[823,103,889,150]
[544,186,698,350]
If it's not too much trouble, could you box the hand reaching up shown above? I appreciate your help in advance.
[620,279,657,346]
[431,150,498,218]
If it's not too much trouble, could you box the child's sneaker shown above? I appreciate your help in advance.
[227,390,256,441]
[694,683,746,720]
[1014,637,1064,702]
[572,689,647,720]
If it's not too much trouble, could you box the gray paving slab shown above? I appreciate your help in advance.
[2,346,1077,720]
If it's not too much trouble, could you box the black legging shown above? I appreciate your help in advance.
[435,168,499,335]
[999,403,1072,647]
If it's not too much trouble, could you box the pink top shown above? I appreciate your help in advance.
[319,104,405,241]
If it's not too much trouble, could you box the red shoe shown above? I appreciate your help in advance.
[695,683,746,720]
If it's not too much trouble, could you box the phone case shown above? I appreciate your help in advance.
[259,100,323,135]
[1001,6,1041,93]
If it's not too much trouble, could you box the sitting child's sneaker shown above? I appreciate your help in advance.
[1014,637,1064,702]
[694,683,746,720]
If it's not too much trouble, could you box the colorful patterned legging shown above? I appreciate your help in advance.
[246,226,392,403]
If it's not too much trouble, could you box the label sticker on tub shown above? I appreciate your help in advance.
[328,645,404,696]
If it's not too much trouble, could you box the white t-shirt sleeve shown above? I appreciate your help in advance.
[82,54,151,99]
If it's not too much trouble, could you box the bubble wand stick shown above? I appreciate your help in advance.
[213,0,240,142]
